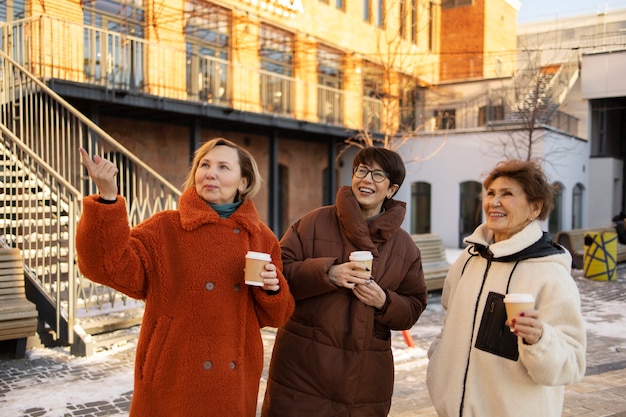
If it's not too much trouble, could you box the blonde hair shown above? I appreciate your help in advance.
[183,138,262,201]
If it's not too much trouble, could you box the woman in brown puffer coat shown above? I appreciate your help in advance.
[262,146,428,417]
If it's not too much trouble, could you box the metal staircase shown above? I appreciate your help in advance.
[0,50,181,355]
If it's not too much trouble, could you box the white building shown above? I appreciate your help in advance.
[340,8,626,249]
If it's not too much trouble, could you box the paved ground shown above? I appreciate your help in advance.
[1,263,625,417]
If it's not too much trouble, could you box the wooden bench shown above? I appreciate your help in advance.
[554,227,626,270]
[412,233,450,292]
[0,248,38,358]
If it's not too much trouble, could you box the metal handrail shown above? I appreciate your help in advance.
[0,46,181,346]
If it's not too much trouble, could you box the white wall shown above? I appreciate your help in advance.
[588,157,624,228]
[581,51,626,99]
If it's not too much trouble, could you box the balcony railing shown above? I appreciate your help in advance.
[580,31,626,55]
[1,15,368,130]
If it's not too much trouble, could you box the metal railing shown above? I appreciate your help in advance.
[1,14,355,127]
[0,49,181,345]
[580,31,626,55]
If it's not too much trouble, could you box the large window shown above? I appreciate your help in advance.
[184,1,231,104]
[317,46,344,125]
[399,79,419,130]
[411,182,431,234]
[459,181,482,247]
[549,182,564,236]
[0,0,25,21]
[83,0,146,89]
[411,0,418,44]
[572,183,584,229]
[362,62,384,132]
[364,0,372,22]
[377,0,385,28]
[260,24,295,115]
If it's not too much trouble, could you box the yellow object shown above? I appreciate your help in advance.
[583,232,617,281]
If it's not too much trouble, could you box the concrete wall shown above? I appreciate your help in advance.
[588,158,624,228]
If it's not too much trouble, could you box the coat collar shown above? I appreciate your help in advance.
[178,187,262,235]
[465,220,546,259]
[335,186,406,253]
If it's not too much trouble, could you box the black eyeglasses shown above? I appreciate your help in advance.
[353,166,389,183]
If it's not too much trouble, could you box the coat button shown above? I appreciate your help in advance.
[205,282,215,291]
[233,228,240,234]
[229,361,236,370]
[203,361,212,370]
[234,283,240,291]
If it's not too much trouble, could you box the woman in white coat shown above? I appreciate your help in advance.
[427,159,586,417]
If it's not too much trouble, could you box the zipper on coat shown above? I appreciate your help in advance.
[458,259,492,417]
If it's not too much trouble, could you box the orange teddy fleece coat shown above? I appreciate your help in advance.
[76,187,295,417]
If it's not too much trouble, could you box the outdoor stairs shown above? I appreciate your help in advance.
[0,144,144,356]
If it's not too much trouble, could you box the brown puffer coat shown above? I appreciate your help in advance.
[262,186,428,417]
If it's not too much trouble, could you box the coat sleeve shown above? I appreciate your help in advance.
[251,225,295,328]
[279,219,341,301]
[75,194,150,300]
[374,240,428,331]
[518,262,587,386]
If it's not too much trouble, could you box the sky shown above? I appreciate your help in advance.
[517,0,626,23]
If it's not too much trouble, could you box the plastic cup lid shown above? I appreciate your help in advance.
[504,293,534,303]
[349,251,373,261]
[245,251,272,261]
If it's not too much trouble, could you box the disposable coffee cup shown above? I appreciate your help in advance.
[349,251,373,272]
[504,293,535,330]
[245,251,271,286]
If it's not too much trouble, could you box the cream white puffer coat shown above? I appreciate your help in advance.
[427,221,586,417]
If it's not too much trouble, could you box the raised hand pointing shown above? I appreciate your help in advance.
[78,147,119,201]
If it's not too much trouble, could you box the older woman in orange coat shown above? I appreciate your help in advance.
[76,138,294,417]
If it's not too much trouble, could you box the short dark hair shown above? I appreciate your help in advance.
[352,147,406,189]
[483,159,554,220]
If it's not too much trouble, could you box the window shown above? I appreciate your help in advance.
[317,46,344,124]
[411,0,418,44]
[377,0,385,28]
[83,0,146,89]
[364,0,372,23]
[0,0,25,21]
[434,109,456,130]
[428,1,434,51]
[572,183,584,229]
[184,1,231,104]
[362,62,384,131]
[441,0,472,8]
[400,0,407,39]
[260,24,295,115]
[399,80,419,130]
[411,182,431,234]
[459,181,482,247]
[549,182,564,236]
[336,0,345,10]
[478,104,504,126]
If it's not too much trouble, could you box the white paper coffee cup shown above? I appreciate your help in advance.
[503,293,535,326]
[245,251,271,286]
[349,251,373,272]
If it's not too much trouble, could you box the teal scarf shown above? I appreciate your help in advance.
[209,201,242,218]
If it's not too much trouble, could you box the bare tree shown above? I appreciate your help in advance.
[485,43,583,164]
[340,0,447,163]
